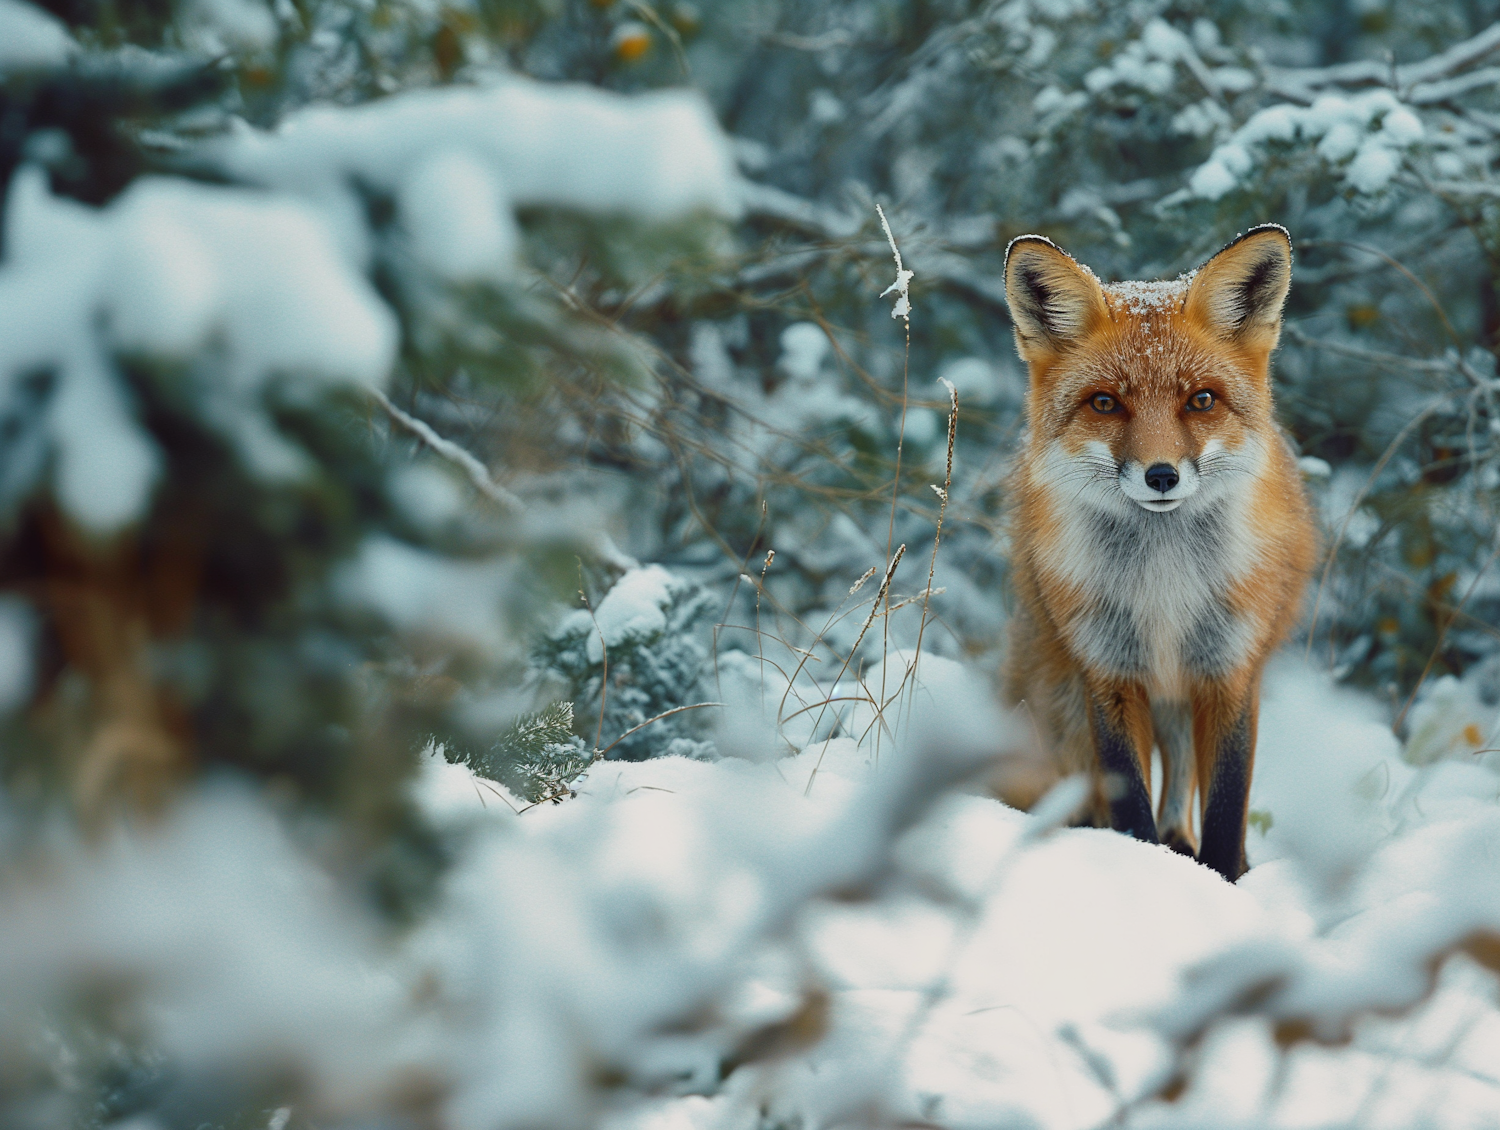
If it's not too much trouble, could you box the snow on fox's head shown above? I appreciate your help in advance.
[1003,226,1291,514]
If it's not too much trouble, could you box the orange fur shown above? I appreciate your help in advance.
[998,227,1317,880]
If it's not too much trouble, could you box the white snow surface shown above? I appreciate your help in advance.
[7,656,1500,1128]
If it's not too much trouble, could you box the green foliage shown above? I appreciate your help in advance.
[534,571,719,762]
[468,698,594,803]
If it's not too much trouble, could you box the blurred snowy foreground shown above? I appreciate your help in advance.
[7,653,1500,1129]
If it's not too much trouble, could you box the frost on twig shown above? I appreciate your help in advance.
[876,203,914,322]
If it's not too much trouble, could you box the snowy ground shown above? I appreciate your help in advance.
[7,652,1500,1128]
[419,655,1500,1130]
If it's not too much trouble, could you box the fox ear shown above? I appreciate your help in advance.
[1004,236,1107,362]
[1185,225,1292,353]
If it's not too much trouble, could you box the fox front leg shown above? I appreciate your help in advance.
[1151,699,1197,857]
[1194,683,1259,882]
[1086,683,1159,845]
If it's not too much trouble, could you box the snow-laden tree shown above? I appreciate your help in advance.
[0,0,744,826]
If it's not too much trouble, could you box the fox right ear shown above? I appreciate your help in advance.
[1185,225,1292,355]
[1004,236,1107,362]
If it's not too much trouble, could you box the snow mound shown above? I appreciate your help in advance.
[0,670,1006,1129]
[10,657,1500,1129]
[1189,90,1422,199]
[553,564,681,664]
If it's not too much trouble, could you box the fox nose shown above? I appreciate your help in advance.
[1144,463,1179,493]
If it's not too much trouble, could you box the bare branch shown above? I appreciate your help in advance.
[1428,178,1500,197]
[739,179,861,239]
[738,180,1010,312]
[1410,65,1500,104]
[1283,326,1454,373]
[594,701,728,759]
[1266,21,1500,98]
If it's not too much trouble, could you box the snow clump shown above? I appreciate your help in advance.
[0,168,395,531]
[554,564,679,664]
[1190,90,1423,199]
[217,78,742,280]
[0,73,742,536]
[0,0,74,71]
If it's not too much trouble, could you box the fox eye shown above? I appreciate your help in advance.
[1188,390,1215,411]
[1090,393,1118,414]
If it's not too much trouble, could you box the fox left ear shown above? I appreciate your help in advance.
[1003,235,1107,363]
[1185,225,1292,354]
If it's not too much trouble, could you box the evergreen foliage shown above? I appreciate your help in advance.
[534,567,718,762]
[469,698,592,802]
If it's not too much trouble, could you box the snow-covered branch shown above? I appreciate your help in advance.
[372,388,525,513]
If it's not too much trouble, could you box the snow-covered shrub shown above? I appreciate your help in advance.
[474,699,593,804]
[597,0,1500,704]
[0,693,1007,1129]
[535,564,719,763]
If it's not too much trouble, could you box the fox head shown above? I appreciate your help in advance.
[1003,226,1292,515]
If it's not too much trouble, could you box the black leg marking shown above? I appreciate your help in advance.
[1089,702,1158,845]
[1199,707,1254,882]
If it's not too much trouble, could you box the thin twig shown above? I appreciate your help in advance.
[774,584,872,730]
[714,501,772,700]
[803,544,906,796]
[625,0,690,77]
[900,378,958,737]
[1298,239,1464,349]
[758,543,774,715]
[594,701,728,759]
[576,561,610,753]
[1283,326,1453,374]
[371,388,525,512]
[476,776,522,814]
[1393,536,1500,734]
[877,202,913,768]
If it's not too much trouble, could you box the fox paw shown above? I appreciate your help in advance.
[1161,828,1197,857]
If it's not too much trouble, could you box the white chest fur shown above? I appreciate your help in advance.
[1032,454,1262,696]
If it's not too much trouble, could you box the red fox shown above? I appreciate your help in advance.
[1000,225,1316,882]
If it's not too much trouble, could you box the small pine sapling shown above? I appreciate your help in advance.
[534,570,720,762]
[477,701,594,804]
